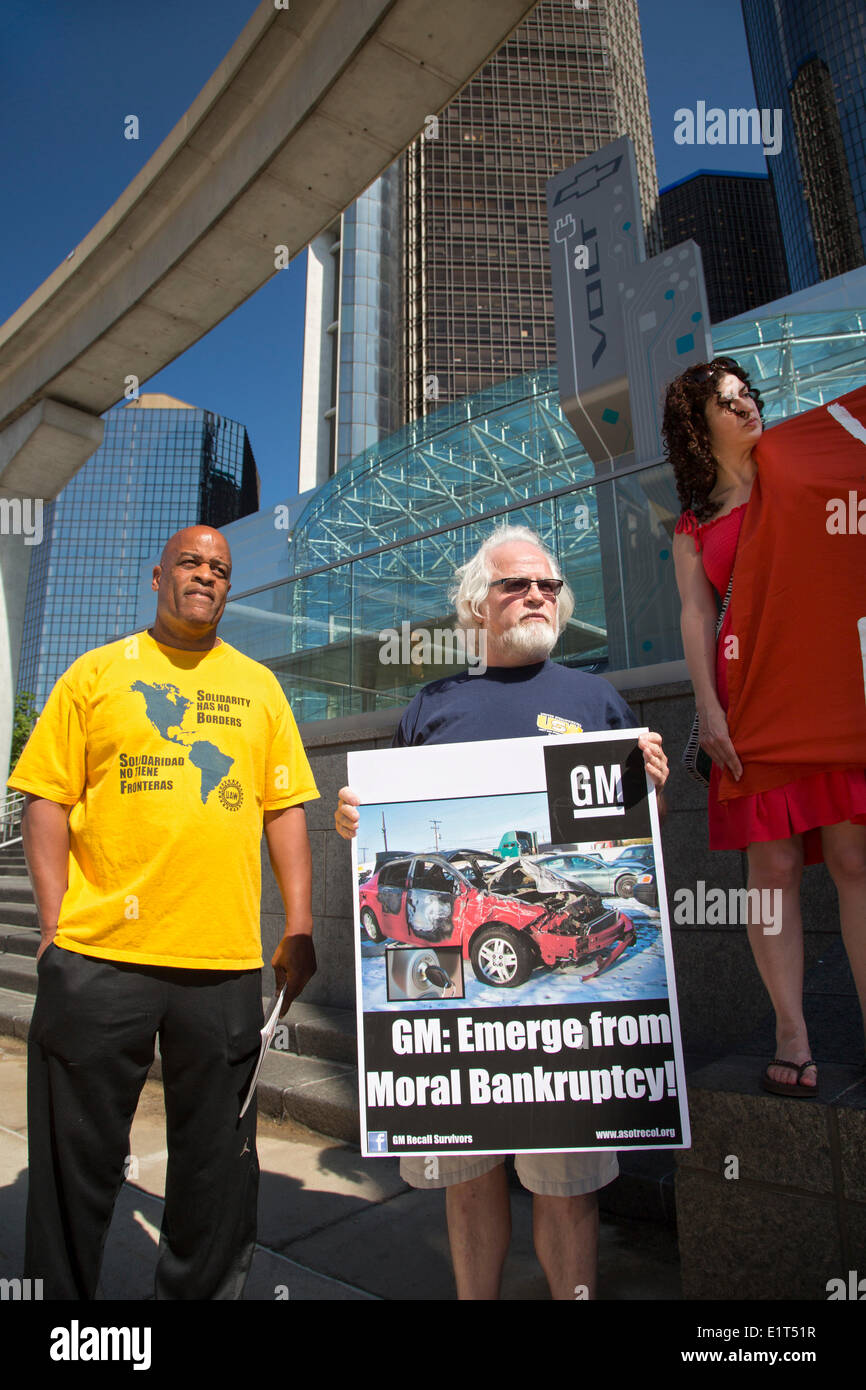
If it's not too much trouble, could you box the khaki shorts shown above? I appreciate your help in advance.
[399,1149,618,1197]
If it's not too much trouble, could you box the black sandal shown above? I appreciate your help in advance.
[761,1058,818,1098]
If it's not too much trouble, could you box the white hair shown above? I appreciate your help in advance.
[449,523,575,632]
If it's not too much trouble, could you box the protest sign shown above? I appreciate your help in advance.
[350,730,689,1157]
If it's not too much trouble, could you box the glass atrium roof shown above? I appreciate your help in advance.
[220,309,866,722]
[288,309,866,574]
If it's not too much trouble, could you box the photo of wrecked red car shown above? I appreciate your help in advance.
[358,849,636,988]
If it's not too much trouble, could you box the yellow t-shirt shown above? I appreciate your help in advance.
[8,631,319,969]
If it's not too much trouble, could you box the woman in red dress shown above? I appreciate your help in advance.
[665,357,866,1096]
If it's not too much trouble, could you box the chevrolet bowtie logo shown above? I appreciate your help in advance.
[553,154,622,205]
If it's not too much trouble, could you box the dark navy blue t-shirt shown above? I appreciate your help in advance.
[394,660,637,747]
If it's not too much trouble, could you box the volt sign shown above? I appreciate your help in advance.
[546,137,644,465]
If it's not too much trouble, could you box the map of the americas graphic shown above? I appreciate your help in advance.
[131,680,234,804]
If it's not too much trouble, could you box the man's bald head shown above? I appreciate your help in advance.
[150,526,233,651]
[159,526,231,572]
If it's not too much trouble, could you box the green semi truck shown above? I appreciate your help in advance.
[496,829,539,859]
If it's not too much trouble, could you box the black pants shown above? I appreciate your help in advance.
[25,945,263,1300]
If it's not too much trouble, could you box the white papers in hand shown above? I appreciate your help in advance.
[239,985,287,1119]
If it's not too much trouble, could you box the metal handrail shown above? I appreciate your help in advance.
[0,791,24,848]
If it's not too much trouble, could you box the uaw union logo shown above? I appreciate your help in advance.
[218,778,244,812]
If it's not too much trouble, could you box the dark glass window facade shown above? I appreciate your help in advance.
[660,171,790,322]
[18,398,259,708]
[742,0,866,291]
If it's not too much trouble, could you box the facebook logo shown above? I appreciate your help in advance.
[367,1131,388,1153]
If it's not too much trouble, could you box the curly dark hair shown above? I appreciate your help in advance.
[661,357,764,522]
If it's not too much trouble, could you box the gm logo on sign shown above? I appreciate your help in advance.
[543,738,650,845]
[571,762,623,818]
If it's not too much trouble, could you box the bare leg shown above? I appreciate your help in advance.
[822,821,866,1044]
[745,836,816,1088]
[533,1192,599,1300]
[445,1165,511,1299]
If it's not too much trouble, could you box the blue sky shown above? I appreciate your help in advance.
[0,0,763,509]
[357,793,551,860]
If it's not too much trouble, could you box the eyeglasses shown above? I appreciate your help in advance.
[684,358,760,413]
[489,577,564,598]
[684,357,738,383]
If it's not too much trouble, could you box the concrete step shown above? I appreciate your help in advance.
[228,1047,362,1144]
[259,1051,360,1143]
[677,1051,866,1299]
[0,860,27,876]
[0,985,32,1039]
[281,1000,357,1065]
[0,877,35,901]
[0,952,37,996]
[675,939,865,1297]
[0,903,37,927]
[0,926,39,957]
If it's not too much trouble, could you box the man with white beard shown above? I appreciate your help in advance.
[336,524,669,1301]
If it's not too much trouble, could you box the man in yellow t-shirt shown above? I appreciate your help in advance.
[9,525,319,1300]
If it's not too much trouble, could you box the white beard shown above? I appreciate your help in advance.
[498,617,558,662]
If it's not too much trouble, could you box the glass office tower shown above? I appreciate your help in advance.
[403,0,659,418]
[298,0,658,489]
[18,394,259,708]
[742,0,866,291]
[660,171,790,321]
[335,168,405,473]
[297,167,404,490]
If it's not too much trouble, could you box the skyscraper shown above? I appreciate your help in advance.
[741,0,866,291]
[404,0,659,420]
[18,394,259,707]
[660,171,790,322]
[298,0,658,488]
[298,168,404,492]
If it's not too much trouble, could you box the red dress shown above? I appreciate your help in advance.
[676,506,866,864]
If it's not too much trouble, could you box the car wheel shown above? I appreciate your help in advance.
[360,907,385,943]
[614,873,637,898]
[470,924,534,988]
[389,948,443,999]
